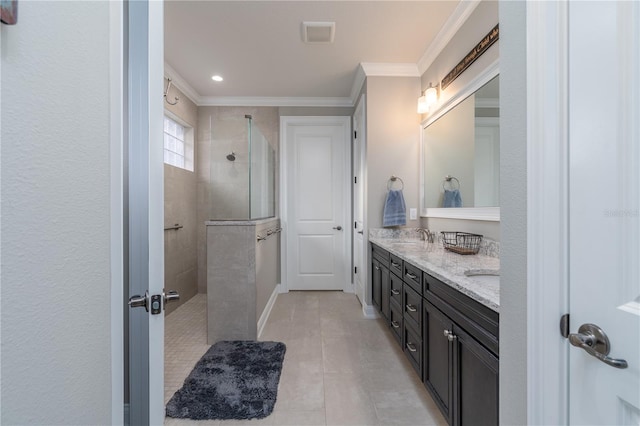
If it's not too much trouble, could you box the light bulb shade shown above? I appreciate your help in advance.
[417,95,428,114]
[425,86,438,107]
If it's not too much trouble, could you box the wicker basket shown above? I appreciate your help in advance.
[441,232,483,255]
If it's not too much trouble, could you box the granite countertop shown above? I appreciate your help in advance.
[369,237,500,312]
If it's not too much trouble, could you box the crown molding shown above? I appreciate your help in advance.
[359,62,420,77]
[163,63,201,105]
[417,0,482,75]
[198,96,354,107]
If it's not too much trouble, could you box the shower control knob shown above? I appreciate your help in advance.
[333,226,343,231]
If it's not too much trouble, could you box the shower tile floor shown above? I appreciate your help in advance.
[164,291,446,426]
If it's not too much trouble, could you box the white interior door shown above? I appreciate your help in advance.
[353,96,366,304]
[127,1,165,423]
[282,117,351,291]
[568,1,640,423]
[474,118,499,207]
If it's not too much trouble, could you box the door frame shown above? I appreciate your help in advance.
[109,1,124,423]
[526,1,570,424]
[279,116,353,293]
[353,95,373,315]
[109,0,165,423]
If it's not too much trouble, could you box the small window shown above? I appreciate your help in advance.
[164,115,194,171]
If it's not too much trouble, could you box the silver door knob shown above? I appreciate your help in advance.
[569,323,628,369]
[164,290,180,305]
[128,291,149,312]
[333,226,343,231]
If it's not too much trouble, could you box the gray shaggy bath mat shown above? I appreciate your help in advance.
[165,340,286,420]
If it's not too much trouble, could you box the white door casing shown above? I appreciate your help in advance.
[126,1,165,423]
[568,1,640,423]
[353,96,367,305]
[280,116,351,292]
[526,1,640,424]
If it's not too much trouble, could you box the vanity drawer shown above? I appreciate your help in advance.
[390,254,403,277]
[403,284,422,330]
[390,273,403,308]
[404,322,422,376]
[372,244,390,266]
[389,304,403,346]
[403,262,422,294]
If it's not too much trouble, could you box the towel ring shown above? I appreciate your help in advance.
[387,175,404,190]
[442,175,460,191]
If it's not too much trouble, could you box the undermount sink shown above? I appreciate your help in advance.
[464,269,500,285]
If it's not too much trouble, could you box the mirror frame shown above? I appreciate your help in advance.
[420,59,500,221]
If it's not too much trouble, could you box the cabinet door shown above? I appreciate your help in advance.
[372,258,381,310]
[453,325,499,426]
[423,301,453,424]
[380,263,390,320]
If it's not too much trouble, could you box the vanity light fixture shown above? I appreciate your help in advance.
[211,75,224,82]
[425,82,438,108]
[418,82,439,114]
[417,93,428,114]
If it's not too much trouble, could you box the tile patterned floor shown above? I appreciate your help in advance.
[164,291,447,426]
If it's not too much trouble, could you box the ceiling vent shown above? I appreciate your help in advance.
[302,21,335,44]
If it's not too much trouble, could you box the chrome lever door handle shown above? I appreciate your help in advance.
[569,323,628,369]
[164,290,180,305]
[128,291,149,312]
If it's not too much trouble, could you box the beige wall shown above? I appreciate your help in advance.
[196,106,279,293]
[366,76,422,230]
[164,81,199,314]
[419,0,500,240]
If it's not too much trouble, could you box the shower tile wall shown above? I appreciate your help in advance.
[164,80,199,313]
[196,106,279,293]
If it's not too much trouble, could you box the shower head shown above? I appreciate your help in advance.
[226,152,236,161]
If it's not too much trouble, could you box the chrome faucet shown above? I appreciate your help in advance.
[417,228,434,243]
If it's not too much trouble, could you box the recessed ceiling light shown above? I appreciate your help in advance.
[211,75,223,82]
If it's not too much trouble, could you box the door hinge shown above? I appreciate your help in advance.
[355,266,358,274]
[354,130,357,139]
[560,313,570,338]
[354,221,357,229]
[354,176,357,184]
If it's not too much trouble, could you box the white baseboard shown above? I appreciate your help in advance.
[257,284,280,338]
[361,302,379,319]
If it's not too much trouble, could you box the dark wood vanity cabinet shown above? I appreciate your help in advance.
[423,273,499,426]
[424,300,499,426]
[371,245,390,319]
[370,242,499,426]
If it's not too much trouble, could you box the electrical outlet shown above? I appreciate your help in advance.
[410,208,417,220]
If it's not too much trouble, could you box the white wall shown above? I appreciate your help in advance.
[1,2,114,424]
[499,1,528,424]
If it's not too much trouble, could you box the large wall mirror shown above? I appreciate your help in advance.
[420,68,500,221]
